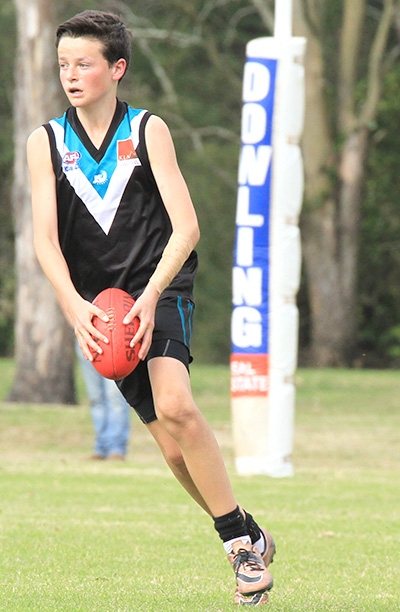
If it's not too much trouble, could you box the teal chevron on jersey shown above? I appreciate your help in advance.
[51,107,144,199]
[49,107,147,234]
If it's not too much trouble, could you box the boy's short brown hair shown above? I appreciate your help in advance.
[56,10,131,72]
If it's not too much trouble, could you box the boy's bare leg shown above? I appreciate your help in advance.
[147,356,238,518]
[146,362,275,604]
[146,420,270,546]
[146,418,212,515]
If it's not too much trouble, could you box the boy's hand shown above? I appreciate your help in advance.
[123,283,160,360]
[66,295,110,361]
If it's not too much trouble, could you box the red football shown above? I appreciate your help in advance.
[90,288,141,380]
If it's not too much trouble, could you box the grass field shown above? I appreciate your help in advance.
[0,360,399,611]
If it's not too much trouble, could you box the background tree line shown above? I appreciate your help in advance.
[1,0,400,402]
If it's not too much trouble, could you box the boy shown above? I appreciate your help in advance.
[27,10,275,605]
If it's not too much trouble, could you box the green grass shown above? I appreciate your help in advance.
[0,361,399,611]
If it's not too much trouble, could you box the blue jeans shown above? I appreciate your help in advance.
[76,344,131,457]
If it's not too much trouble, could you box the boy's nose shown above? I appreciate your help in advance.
[66,68,77,81]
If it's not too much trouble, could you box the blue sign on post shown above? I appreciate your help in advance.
[231,57,277,397]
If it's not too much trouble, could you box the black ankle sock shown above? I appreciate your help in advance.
[213,505,247,543]
[243,509,261,545]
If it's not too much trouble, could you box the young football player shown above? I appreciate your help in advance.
[27,10,275,605]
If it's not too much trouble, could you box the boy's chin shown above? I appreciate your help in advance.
[66,93,85,106]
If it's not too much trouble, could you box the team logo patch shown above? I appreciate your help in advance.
[62,150,81,172]
[117,138,141,167]
[117,138,137,160]
[93,170,108,185]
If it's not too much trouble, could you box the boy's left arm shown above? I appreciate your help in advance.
[123,115,200,359]
[145,115,200,246]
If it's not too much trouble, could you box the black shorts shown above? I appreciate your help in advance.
[115,295,194,424]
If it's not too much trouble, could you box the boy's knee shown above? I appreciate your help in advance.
[156,389,197,429]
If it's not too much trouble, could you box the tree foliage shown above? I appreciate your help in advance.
[1,0,400,375]
[359,62,400,366]
[295,0,398,366]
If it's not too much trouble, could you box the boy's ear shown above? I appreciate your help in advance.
[112,58,127,82]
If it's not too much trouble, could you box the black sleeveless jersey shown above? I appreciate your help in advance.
[44,99,198,302]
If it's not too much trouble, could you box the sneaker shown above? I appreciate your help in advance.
[234,588,269,606]
[259,527,276,567]
[229,541,273,597]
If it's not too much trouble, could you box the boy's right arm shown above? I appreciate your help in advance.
[27,127,109,360]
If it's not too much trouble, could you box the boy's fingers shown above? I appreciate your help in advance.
[133,326,153,360]
[130,320,153,347]
[75,320,109,353]
[89,322,109,345]
[92,305,110,323]
[123,306,137,325]
[77,333,100,360]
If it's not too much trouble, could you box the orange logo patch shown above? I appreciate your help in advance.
[117,139,138,161]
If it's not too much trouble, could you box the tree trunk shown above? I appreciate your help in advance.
[302,129,369,365]
[9,0,75,403]
[294,2,354,365]
[294,0,392,366]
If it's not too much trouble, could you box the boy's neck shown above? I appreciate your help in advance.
[76,96,118,149]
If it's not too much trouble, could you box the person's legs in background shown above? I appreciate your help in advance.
[76,342,131,459]
[105,378,131,459]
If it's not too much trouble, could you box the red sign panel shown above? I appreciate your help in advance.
[230,353,269,397]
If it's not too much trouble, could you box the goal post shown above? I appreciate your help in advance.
[230,2,306,477]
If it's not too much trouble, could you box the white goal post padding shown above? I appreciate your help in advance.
[230,33,306,478]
